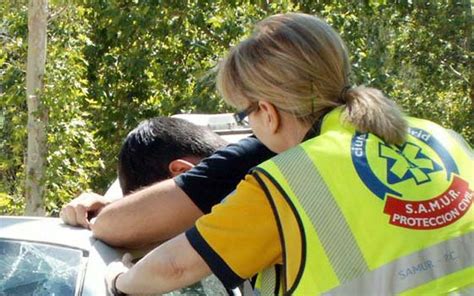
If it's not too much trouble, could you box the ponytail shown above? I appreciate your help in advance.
[342,86,407,145]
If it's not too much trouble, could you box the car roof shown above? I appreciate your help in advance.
[171,113,252,143]
[0,216,93,250]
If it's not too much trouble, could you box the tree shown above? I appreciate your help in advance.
[25,0,48,215]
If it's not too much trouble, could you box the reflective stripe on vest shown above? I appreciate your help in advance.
[254,108,474,295]
[323,232,473,295]
[272,146,369,283]
[258,265,278,296]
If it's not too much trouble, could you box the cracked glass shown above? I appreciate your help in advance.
[0,239,85,296]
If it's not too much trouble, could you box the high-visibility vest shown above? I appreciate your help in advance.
[253,107,474,295]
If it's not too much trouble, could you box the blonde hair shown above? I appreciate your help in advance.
[216,13,407,144]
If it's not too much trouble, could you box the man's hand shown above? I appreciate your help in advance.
[105,253,135,296]
[60,192,110,229]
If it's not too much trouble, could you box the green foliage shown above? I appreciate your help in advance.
[330,2,472,144]
[1,2,28,215]
[42,5,107,216]
[1,1,472,215]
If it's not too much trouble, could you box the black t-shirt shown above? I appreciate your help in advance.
[174,136,276,214]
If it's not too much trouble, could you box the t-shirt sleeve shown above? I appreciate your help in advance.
[185,173,282,289]
[174,136,276,214]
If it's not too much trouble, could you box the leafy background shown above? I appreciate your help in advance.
[1,1,472,215]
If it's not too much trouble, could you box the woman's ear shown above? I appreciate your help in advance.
[258,101,280,134]
[168,159,195,177]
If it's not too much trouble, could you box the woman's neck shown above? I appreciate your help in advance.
[274,113,312,153]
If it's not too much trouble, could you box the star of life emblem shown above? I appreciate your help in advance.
[351,127,473,230]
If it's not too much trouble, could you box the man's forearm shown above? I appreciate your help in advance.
[92,179,203,248]
[115,234,211,294]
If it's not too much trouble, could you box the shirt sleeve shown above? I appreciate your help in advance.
[185,173,282,289]
[174,136,276,214]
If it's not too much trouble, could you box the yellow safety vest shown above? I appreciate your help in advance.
[253,107,474,295]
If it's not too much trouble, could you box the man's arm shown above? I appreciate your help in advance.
[106,233,211,295]
[91,178,203,249]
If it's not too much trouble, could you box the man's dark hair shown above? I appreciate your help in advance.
[118,117,227,195]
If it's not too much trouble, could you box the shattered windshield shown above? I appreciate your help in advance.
[0,239,85,296]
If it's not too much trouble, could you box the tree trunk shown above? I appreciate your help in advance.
[25,0,48,216]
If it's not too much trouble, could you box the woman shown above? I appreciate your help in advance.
[106,13,473,295]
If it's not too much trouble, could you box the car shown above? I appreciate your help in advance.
[0,216,234,296]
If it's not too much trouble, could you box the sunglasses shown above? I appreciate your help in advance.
[233,103,259,125]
